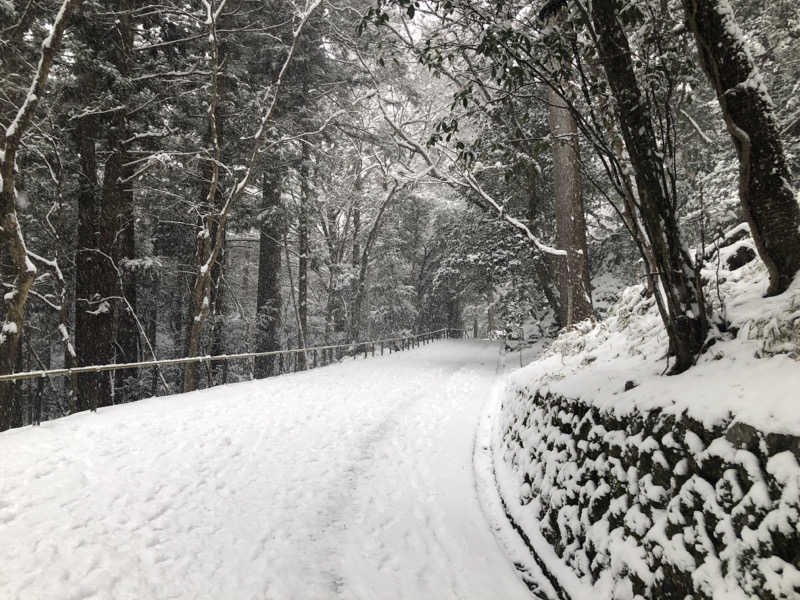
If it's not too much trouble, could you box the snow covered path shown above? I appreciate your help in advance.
[1,341,533,600]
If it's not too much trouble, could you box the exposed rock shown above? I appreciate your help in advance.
[726,421,761,452]
[726,244,757,270]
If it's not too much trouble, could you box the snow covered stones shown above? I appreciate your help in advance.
[496,389,800,599]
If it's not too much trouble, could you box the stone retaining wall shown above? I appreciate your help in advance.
[497,388,800,599]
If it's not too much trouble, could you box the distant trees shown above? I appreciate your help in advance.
[0,0,471,428]
[182,0,323,392]
[363,0,798,372]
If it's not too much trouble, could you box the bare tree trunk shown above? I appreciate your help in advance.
[10,330,24,427]
[324,271,341,341]
[592,0,708,373]
[74,122,114,411]
[207,211,226,386]
[112,143,138,400]
[70,3,138,410]
[298,147,310,365]
[347,203,361,338]
[114,191,139,397]
[110,0,139,400]
[321,206,344,340]
[352,206,361,268]
[547,88,594,327]
[683,0,800,295]
[148,268,160,397]
[446,296,462,332]
[183,233,213,393]
[526,166,561,323]
[184,2,225,393]
[209,260,226,385]
[487,288,496,334]
[255,166,283,378]
[348,181,402,342]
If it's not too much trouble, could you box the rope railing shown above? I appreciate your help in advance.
[0,327,468,384]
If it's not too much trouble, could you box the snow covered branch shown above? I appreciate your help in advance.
[373,93,565,258]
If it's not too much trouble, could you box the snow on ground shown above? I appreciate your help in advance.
[0,341,534,600]
[507,238,800,434]
[484,228,800,598]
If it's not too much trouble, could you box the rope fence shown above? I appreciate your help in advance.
[0,327,468,385]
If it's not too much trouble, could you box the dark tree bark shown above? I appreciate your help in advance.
[446,295,463,332]
[591,0,708,373]
[526,164,561,325]
[683,0,800,295]
[111,2,139,398]
[352,206,361,268]
[73,4,138,410]
[10,331,24,427]
[321,202,346,340]
[182,0,319,391]
[113,168,139,396]
[297,147,310,364]
[548,87,594,327]
[74,120,115,411]
[184,6,227,392]
[349,181,402,342]
[254,167,284,378]
[208,236,226,385]
[487,288,496,334]
[147,265,160,397]
[348,203,361,335]
[183,191,226,391]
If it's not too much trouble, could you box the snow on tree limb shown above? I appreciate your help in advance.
[2,0,81,160]
[373,93,565,258]
[0,0,82,429]
[184,0,324,391]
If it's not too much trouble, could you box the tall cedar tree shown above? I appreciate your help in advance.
[254,164,284,378]
[72,3,138,411]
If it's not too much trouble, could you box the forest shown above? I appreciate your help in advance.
[1,0,799,431]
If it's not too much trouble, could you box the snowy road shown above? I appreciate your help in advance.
[1,341,533,600]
